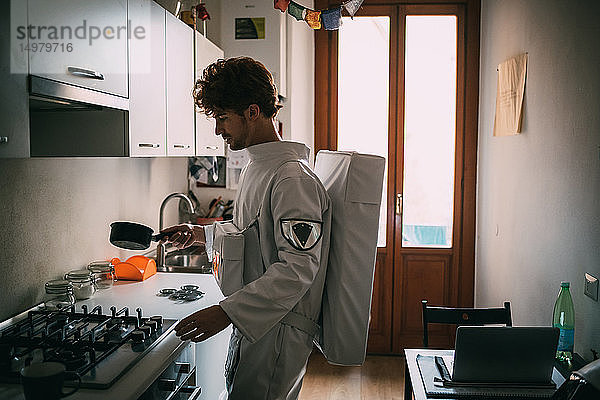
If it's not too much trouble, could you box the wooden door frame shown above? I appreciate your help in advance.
[314,0,480,353]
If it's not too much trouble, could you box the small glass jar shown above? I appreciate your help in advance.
[87,261,116,289]
[44,280,76,310]
[64,269,97,300]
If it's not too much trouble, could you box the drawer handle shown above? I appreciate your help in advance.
[205,145,219,150]
[138,143,160,148]
[175,362,191,374]
[67,66,105,80]
[0,137,8,144]
[157,378,176,392]
[173,144,191,149]
[180,386,202,400]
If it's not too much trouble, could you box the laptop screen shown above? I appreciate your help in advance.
[452,326,559,384]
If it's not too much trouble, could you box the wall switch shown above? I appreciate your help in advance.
[584,273,598,301]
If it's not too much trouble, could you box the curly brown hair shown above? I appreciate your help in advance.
[193,57,281,119]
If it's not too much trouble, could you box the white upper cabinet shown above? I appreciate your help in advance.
[1,0,28,158]
[195,32,225,157]
[28,0,129,97]
[128,0,166,157]
[165,12,195,157]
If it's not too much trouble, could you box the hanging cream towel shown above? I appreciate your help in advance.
[493,53,528,136]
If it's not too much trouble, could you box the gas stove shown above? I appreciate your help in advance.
[0,304,177,389]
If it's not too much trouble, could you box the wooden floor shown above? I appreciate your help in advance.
[298,352,406,400]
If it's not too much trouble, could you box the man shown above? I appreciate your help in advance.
[161,57,331,400]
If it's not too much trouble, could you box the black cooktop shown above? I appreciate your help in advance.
[0,305,177,389]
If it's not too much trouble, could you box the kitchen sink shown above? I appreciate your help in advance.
[159,248,212,274]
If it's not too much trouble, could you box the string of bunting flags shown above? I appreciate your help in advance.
[274,0,365,30]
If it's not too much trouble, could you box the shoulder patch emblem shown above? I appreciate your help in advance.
[280,219,323,251]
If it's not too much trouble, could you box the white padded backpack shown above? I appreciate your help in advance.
[313,150,385,365]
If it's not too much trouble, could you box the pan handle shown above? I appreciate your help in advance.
[152,232,169,242]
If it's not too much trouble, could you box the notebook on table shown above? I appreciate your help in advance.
[416,326,561,398]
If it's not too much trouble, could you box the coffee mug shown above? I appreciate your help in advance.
[20,362,81,400]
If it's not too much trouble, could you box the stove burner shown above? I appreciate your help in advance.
[49,314,70,327]
[48,348,87,370]
[0,306,175,389]
[106,318,125,330]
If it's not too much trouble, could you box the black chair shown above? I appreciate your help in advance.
[421,300,512,348]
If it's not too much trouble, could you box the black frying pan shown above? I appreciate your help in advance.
[109,222,168,250]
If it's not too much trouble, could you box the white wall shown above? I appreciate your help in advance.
[213,0,315,159]
[278,6,315,160]
[0,157,187,320]
[202,0,222,47]
[477,0,600,361]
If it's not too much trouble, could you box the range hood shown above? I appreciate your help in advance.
[29,75,129,111]
[28,76,130,157]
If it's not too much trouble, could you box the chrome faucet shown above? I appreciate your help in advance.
[157,193,196,269]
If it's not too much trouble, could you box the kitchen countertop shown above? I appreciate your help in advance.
[79,272,225,320]
[0,273,230,400]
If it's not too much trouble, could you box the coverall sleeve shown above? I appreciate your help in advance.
[219,175,327,343]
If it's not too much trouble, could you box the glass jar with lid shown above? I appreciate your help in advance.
[44,280,76,310]
[64,269,97,300]
[87,261,116,289]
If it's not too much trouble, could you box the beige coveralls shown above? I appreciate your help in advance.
[212,141,331,400]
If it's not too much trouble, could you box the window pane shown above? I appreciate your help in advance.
[402,15,457,248]
[338,16,390,247]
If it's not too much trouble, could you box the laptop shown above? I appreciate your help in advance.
[438,326,559,388]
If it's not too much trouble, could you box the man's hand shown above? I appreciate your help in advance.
[174,305,232,342]
[160,223,205,249]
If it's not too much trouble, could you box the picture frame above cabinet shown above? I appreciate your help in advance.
[195,32,225,157]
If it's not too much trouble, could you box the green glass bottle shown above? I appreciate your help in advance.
[552,281,575,362]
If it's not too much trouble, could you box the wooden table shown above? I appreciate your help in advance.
[403,349,566,400]
[404,349,453,400]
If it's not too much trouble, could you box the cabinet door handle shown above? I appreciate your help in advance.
[396,193,403,216]
[205,145,219,150]
[173,144,191,149]
[0,137,8,144]
[138,143,160,148]
[67,66,105,80]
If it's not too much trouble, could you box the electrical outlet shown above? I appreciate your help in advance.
[584,273,598,301]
